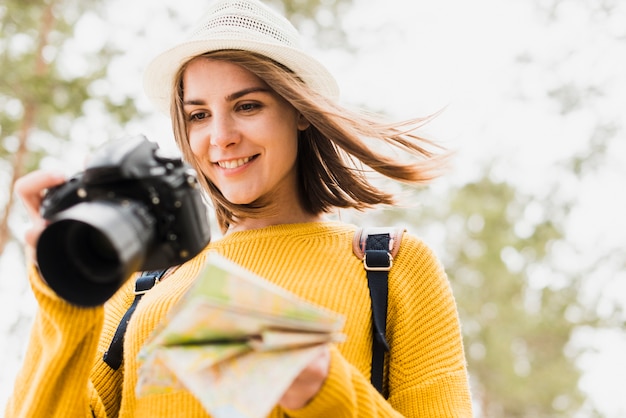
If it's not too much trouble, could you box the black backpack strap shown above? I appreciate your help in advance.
[353,227,405,396]
[103,269,167,370]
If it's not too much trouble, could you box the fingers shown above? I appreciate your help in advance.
[14,170,66,220]
[279,345,330,410]
[23,220,46,262]
[14,170,66,261]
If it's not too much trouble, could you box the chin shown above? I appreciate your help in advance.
[224,194,258,205]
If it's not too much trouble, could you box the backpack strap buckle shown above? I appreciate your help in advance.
[363,250,393,271]
[352,226,405,260]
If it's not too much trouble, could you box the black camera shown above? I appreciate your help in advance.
[36,135,211,307]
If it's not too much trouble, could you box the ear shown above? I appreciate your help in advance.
[297,113,310,131]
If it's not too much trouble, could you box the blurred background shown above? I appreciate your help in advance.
[1,0,624,416]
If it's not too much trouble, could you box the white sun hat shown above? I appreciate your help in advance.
[143,0,340,115]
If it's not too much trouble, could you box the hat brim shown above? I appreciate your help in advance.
[143,39,340,115]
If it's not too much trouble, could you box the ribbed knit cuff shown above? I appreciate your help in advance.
[28,262,103,318]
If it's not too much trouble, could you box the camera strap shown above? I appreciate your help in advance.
[103,269,167,370]
[352,227,404,398]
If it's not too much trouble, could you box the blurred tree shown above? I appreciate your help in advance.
[0,0,140,254]
[425,177,596,417]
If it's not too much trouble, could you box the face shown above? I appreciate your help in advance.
[182,58,309,208]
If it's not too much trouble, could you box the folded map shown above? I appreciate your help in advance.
[136,251,345,418]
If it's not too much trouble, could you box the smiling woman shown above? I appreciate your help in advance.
[5,0,472,417]
[180,58,307,221]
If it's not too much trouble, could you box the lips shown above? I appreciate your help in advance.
[215,155,258,169]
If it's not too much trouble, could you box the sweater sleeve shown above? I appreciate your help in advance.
[386,236,473,416]
[4,264,108,418]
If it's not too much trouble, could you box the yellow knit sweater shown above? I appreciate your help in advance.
[6,222,472,417]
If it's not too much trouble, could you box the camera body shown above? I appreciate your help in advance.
[37,135,211,306]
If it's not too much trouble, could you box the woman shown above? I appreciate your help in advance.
[7,0,472,416]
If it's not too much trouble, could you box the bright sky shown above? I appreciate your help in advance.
[1,0,625,415]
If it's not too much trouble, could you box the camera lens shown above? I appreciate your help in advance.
[36,201,156,306]
[64,222,122,284]
[83,227,118,262]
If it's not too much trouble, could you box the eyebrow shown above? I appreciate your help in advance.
[183,86,270,106]
[226,87,270,101]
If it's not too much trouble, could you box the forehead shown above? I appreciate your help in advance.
[182,58,266,94]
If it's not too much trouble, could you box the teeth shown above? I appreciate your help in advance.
[218,157,251,169]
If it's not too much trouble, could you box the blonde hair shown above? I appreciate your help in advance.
[171,50,448,233]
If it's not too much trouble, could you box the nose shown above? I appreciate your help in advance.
[209,112,239,149]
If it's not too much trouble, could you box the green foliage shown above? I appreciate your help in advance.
[0,0,142,160]
[446,178,582,417]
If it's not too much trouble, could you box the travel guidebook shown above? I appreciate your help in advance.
[136,252,346,418]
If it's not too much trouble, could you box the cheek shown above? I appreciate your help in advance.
[282,129,300,161]
[187,131,207,159]
[183,133,213,178]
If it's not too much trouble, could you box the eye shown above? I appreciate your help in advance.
[237,102,261,112]
[188,111,209,122]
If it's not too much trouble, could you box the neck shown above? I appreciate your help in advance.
[227,212,324,233]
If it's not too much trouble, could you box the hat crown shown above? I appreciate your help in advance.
[189,0,300,49]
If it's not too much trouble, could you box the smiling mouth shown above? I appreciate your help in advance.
[216,155,257,169]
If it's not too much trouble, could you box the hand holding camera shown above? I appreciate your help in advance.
[33,135,211,307]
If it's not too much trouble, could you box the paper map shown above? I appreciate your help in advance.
[136,252,345,418]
